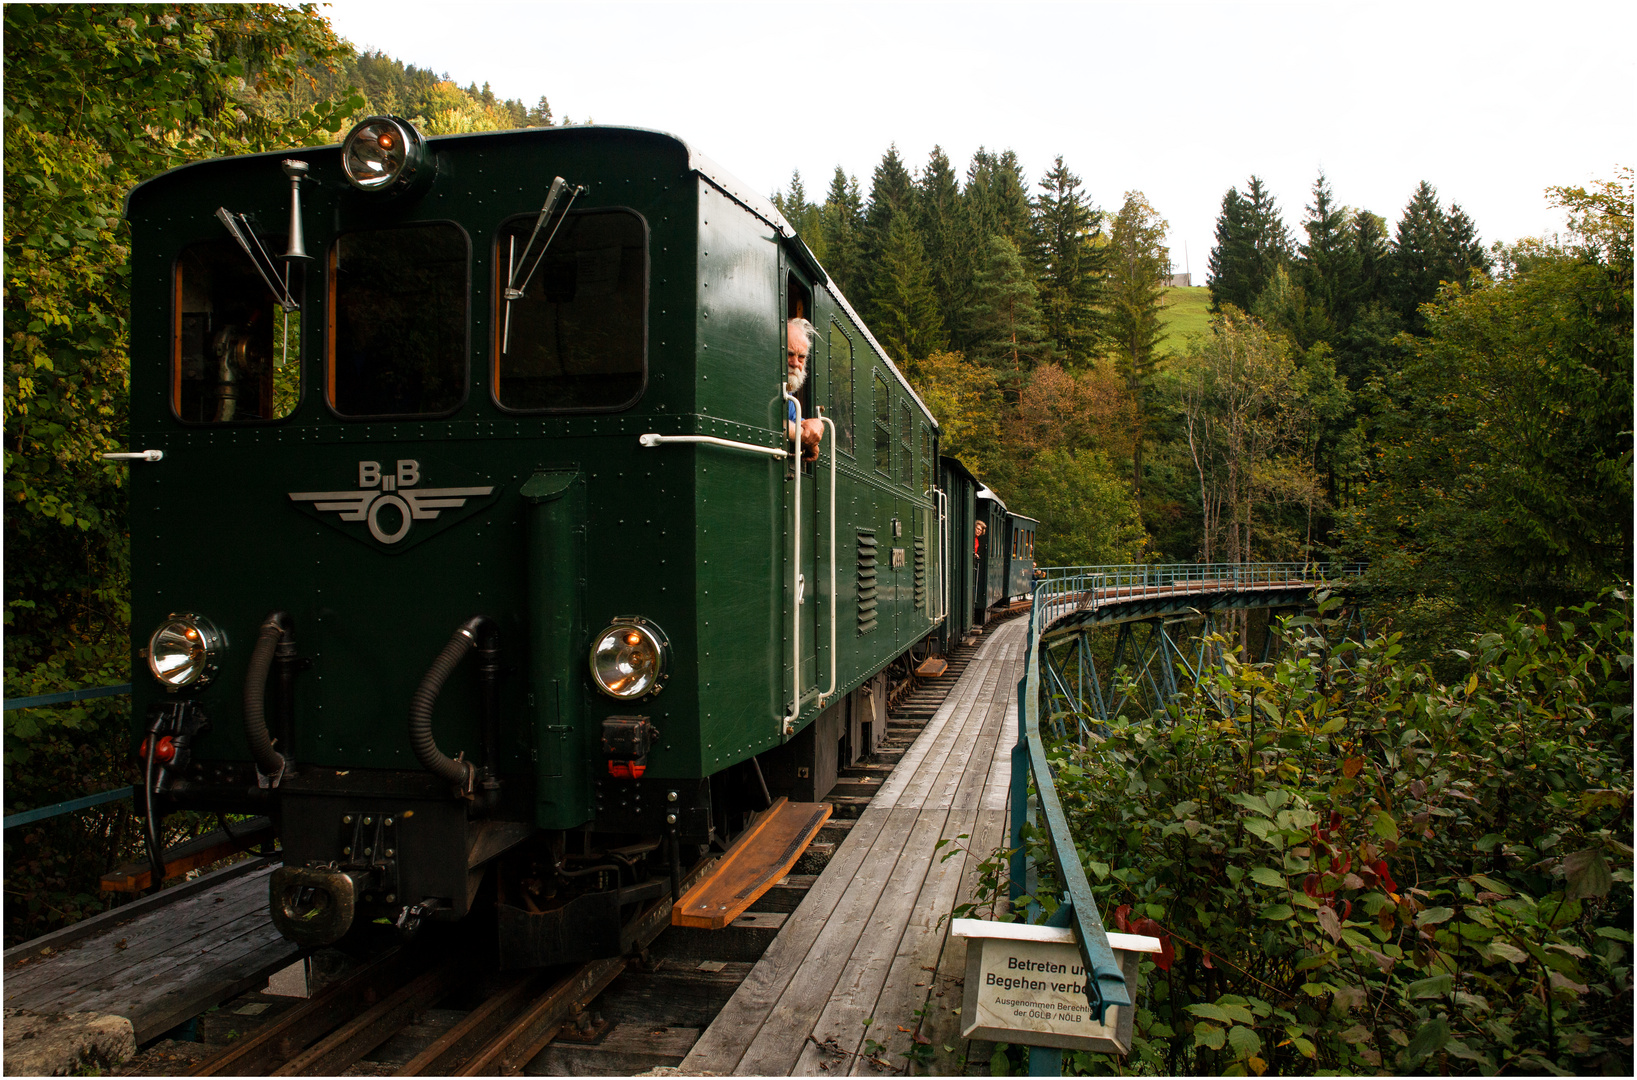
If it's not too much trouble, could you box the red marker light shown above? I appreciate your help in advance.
[378,132,395,150]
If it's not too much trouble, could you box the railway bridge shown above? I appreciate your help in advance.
[3,562,1358,1075]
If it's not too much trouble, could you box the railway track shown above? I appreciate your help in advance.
[117,623,1007,1076]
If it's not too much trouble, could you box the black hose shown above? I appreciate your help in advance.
[141,717,166,894]
[409,616,495,793]
[244,613,290,779]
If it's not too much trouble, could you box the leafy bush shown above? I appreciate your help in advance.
[1039,590,1632,1075]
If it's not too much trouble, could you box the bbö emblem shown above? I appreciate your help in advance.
[290,460,495,545]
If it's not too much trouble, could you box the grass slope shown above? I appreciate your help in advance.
[1157,286,1212,353]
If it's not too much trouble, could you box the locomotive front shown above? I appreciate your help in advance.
[122,122,729,959]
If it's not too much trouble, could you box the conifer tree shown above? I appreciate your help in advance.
[772,169,825,261]
[1032,156,1107,368]
[820,167,865,300]
[1106,191,1170,493]
[1297,172,1352,333]
[858,145,915,326]
[871,215,945,369]
[968,234,1047,403]
[1207,187,1252,311]
[916,146,967,347]
[1386,182,1491,331]
[1207,177,1291,313]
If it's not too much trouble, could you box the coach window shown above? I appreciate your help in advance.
[872,372,891,475]
[495,210,647,411]
[920,425,931,491]
[829,321,854,456]
[329,223,468,417]
[173,238,302,423]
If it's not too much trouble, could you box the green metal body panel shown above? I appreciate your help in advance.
[123,127,937,832]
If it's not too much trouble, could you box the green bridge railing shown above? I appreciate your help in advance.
[1004,564,1361,1069]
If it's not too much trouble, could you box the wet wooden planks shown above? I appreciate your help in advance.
[683,618,1025,1076]
[3,860,301,1044]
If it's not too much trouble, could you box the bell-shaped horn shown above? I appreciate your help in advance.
[281,159,311,262]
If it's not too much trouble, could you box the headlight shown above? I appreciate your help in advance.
[341,116,426,193]
[589,617,670,699]
[147,614,224,691]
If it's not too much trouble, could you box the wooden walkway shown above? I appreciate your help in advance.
[2,859,300,1044]
[683,618,1026,1076]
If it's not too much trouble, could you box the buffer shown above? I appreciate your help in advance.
[672,797,831,929]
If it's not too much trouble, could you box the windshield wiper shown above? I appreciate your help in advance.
[501,176,585,353]
[215,208,300,313]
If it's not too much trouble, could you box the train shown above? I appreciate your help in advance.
[120,119,1038,964]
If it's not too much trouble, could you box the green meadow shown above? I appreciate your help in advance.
[1156,285,1212,352]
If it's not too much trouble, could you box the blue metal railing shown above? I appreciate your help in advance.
[3,682,133,829]
[1007,582,1131,1026]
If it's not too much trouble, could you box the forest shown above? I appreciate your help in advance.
[3,6,1630,1073]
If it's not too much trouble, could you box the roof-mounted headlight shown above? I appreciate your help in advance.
[590,617,670,700]
[341,116,427,194]
[147,613,225,692]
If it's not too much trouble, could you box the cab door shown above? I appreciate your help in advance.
[781,266,821,726]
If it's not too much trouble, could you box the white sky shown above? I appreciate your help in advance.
[323,0,1633,277]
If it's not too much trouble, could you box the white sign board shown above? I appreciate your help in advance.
[953,918,1160,1054]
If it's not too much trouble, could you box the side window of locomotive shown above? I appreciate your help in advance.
[496,210,647,412]
[920,424,931,492]
[829,321,854,456]
[898,402,913,487]
[173,239,302,423]
[329,223,468,417]
[872,372,892,475]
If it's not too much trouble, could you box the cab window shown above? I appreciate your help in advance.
[873,372,892,475]
[898,402,913,487]
[173,238,302,423]
[329,223,468,417]
[495,210,646,412]
[829,321,855,456]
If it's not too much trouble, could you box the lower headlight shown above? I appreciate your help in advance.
[589,617,669,699]
[148,614,224,691]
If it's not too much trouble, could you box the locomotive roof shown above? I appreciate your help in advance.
[126,123,937,429]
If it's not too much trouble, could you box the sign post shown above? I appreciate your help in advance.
[953,919,1160,1060]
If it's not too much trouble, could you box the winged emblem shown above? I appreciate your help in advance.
[290,459,494,545]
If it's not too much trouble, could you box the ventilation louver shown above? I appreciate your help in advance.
[857,529,878,635]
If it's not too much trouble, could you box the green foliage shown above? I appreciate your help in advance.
[3,3,356,945]
[1348,177,1633,636]
[1047,591,1633,1075]
[1208,177,1293,314]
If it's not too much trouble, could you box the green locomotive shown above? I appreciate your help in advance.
[120,119,1032,962]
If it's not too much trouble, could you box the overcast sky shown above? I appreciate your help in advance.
[323,0,1633,277]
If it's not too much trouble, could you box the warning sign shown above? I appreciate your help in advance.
[952,919,1159,1054]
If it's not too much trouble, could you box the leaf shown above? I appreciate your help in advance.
[1226,1024,1262,1060]
[1405,973,1453,999]
[1372,811,1399,841]
[1262,904,1294,921]
[1416,906,1455,926]
[1486,941,1529,963]
[1563,848,1613,899]
[1339,1023,1373,1044]
[1292,1036,1316,1059]
[1194,1023,1225,1051]
[1243,817,1275,841]
[1187,1003,1235,1023]
[1316,906,1342,942]
[1249,866,1284,888]
[1406,1017,1450,1065]
[1342,756,1365,778]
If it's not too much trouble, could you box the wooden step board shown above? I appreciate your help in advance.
[101,816,276,892]
[914,656,948,678]
[672,798,831,929]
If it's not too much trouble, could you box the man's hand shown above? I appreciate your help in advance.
[800,417,824,462]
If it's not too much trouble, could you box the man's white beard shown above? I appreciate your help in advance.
[787,366,807,393]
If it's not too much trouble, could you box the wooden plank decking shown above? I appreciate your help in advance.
[3,860,301,1044]
[683,618,1026,1076]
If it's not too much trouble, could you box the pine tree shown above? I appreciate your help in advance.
[1386,182,1490,332]
[1106,191,1170,493]
[968,234,1047,402]
[1031,156,1107,369]
[917,146,966,346]
[526,95,553,126]
[772,169,824,261]
[1207,186,1252,311]
[871,215,945,369]
[964,148,1033,252]
[820,167,864,300]
[858,145,915,326]
[1297,172,1352,333]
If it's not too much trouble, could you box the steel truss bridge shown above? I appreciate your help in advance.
[1030,563,1365,742]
